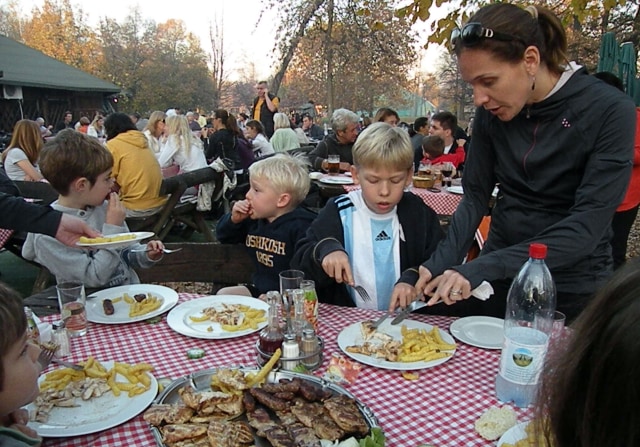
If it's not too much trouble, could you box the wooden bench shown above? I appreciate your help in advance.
[135,242,254,294]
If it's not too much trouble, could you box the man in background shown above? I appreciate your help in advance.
[301,114,324,140]
[251,81,279,139]
[411,116,430,171]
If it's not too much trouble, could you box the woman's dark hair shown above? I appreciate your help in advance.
[104,112,137,141]
[0,283,27,391]
[214,109,235,128]
[227,113,245,139]
[246,119,265,135]
[455,4,568,76]
[536,262,640,447]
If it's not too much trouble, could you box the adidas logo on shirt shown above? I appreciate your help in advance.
[375,230,391,241]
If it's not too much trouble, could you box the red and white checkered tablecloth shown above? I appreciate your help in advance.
[343,185,463,216]
[40,294,531,447]
[0,228,14,249]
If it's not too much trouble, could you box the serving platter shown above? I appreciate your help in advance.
[148,367,379,447]
[86,284,179,324]
[28,361,157,437]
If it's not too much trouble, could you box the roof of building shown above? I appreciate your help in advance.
[0,34,120,93]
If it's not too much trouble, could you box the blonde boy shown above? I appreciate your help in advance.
[292,122,444,311]
[216,154,316,296]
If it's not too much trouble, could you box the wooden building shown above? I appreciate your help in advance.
[0,35,120,133]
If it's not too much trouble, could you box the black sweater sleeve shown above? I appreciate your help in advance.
[0,192,61,236]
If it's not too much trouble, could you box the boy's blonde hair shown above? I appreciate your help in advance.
[0,283,26,390]
[352,122,413,171]
[248,154,310,206]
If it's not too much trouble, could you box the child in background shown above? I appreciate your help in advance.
[216,154,316,296]
[22,130,164,288]
[0,282,42,446]
[421,135,466,168]
[292,122,445,312]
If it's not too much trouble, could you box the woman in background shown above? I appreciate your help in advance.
[374,107,400,126]
[245,120,274,159]
[206,109,241,170]
[158,115,207,173]
[1,119,44,181]
[143,111,167,156]
[87,114,106,139]
[270,113,300,152]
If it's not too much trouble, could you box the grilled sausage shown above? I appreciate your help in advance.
[103,299,115,315]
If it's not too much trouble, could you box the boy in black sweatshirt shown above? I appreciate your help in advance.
[216,154,316,297]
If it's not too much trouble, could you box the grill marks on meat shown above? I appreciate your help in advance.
[262,378,301,394]
[290,400,345,441]
[249,387,289,411]
[324,395,369,436]
[162,424,207,443]
[246,407,278,437]
[207,420,254,447]
[287,422,321,447]
[143,404,195,426]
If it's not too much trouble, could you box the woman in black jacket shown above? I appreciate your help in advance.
[206,109,241,170]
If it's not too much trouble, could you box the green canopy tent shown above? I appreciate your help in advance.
[598,32,619,73]
[619,42,637,102]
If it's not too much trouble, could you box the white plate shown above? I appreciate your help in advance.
[337,319,456,371]
[497,421,530,446]
[86,284,179,324]
[76,231,155,248]
[309,172,323,180]
[167,295,269,339]
[449,316,504,349]
[447,185,464,195]
[318,176,354,185]
[28,360,157,437]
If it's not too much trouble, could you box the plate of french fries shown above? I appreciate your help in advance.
[28,357,157,437]
[166,295,269,339]
[337,319,457,370]
[498,421,535,446]
[86,284,179,324]
[76,231,155,248]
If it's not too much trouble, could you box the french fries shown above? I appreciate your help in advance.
[189,304,266,332]
[246,348,281,387]
[397,325,456,363]
[39,357,155,398]
[102,292,163,318]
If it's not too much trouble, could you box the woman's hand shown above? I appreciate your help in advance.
[423,269,472,306]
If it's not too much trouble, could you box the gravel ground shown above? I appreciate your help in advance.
[625,214,640,260]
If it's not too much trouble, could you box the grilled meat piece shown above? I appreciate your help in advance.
[274,392,296,401]
[287,422,321,447]
[166,435,210,447]
[324,395,369,436]
[274,409,298,426]
[215,368,249,391]
[242,390,256,412]
[263,425,297,447]
[250,387,289,411]
[178,385,234,415]
[246,407,278,437]
[162,424,207,443]
[262,378,301,394]
[134,293,147,302]
[207,420,254,446]
[143,404,195,426]
[103,299,114,315]
[297,380,330,402]
[290,400,345,441]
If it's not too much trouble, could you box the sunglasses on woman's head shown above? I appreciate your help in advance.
[451,22,524,50]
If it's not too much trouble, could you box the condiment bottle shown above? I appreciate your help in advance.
[300,280,319,330]
[495,243,556,408]
[52,321,71,357]
[281,334,300,371]
[258,291,284,363]
[24,307,40,343]
[292,289,306,341]
[301,328,320,369]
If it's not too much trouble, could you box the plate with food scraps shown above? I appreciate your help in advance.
[86,284,179,324]
[497,421,532,446]
[167,295,269,339]
[146,367,379,447]
[449,316,504,349]
[337,319,457,371]
[76,231,155,248]
[28,360,157,437]
[318,176,354,185]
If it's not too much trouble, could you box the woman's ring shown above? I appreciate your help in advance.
[450,290,462,296]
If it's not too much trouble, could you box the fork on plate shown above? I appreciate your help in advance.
[353,285,371,302]
[37,344,84,371]
[130,247,183,254]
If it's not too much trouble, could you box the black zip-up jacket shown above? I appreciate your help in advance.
[423,66,636,297]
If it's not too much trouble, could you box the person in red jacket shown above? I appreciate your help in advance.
[420,135,466,168]
[594,71,640,269]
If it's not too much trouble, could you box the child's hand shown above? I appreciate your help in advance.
[105,192,126,226]
[145,240,165,261]
[231,199,252,223]
[388,283,418,313]
[8,409,39,439]
[321,251,354,285]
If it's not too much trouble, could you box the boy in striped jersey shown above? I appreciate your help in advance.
[292,122,444,312]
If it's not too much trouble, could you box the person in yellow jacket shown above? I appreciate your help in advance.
[104,113,167,217]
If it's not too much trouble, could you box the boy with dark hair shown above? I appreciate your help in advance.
[292,122,445,312]
[421,135,466,168]
[22,130,164,288]
[0,282,42,446]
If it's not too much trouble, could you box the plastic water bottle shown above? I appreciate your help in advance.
[495,243,556,407]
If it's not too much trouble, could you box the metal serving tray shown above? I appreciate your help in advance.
[149,367,379,447]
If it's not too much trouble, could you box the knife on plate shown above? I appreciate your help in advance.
[391,300,427,325]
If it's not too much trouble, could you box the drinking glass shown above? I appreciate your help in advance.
[56,281,87,337]
[327,154,340,175]
[418,162,432,177]
[441,162,454,188]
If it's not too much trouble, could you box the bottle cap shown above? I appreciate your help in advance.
[302,328,316,337]
[186,348,206,359]
[529,243,547,259]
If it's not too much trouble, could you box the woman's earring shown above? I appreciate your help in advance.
[531,76,536,91]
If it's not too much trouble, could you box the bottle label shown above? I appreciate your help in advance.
[498,326,549,385]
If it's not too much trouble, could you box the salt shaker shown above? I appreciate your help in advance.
[281,334,300,371]
[24,307,40,343]
[52,321,71,357]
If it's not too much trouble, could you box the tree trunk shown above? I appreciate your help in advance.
[325,0,335,114]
